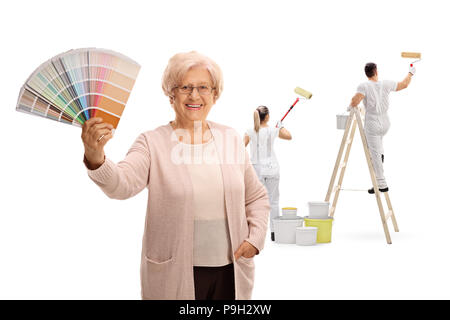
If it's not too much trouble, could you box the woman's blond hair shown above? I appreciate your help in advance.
[162,51,223,101]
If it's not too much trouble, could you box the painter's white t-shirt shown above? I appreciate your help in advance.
[356,80,397,115]
[357,80,398,136]
[246,127,280,176]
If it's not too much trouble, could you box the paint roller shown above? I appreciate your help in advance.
[401,52,422,66]
[294,86,313,100]
[277,87,312,127]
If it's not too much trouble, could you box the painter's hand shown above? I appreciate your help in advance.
[276,120,283,129]
[409,65,416,76]
[81,117,114,169]
[234,241,258,261]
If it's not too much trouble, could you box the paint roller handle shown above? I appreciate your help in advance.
[280,98,300,122]
[409,64,416,76]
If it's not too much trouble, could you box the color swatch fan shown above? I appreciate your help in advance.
[16,48,140,128]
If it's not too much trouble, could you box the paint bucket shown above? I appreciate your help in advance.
[282,207,297,218]
[296,227,318,246]
[336,113,349,130]
[273,216,304,244]
[308,201,330,219]
[304,217,333,243]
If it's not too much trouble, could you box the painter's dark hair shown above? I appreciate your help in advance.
[254,106,269,132]
[365,62,377,78]
[257,106,269,121]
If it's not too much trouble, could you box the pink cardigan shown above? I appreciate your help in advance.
[86,121,270,299]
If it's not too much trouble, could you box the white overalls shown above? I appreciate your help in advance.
[356,80,397,189]
[246,127,281,232]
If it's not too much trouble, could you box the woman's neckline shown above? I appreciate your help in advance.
[168,120,214,145]
[178,138,214,146]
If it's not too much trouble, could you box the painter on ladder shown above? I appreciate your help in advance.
[349,62,415,193]
[81,51,270,300]
[244,106,292,242]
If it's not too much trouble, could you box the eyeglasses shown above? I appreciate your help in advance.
[175,85,215,95]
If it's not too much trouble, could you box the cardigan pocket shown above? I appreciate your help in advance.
[234,256,255,299]
[238,256,254,266]
[144,255,173,265]
[142,255,176,299]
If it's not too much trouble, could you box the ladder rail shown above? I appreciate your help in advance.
[384,192,399,232]
[330,112,358,217]
[325,109,354,202]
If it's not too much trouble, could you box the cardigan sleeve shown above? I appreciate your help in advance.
[85,133,151,200]
[243,150,270,253]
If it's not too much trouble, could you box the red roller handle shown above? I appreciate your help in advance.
[280,97,300,122]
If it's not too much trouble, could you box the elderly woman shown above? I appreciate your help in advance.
[81,51,269,300]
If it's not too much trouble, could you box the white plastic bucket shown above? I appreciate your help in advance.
[308,201,330,219]
[336,113,349,130]
[273,216,304,244]
[282,207,297,218]
[296,227,318,246]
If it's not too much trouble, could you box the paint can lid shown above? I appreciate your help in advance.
[308,201,330,205]
[303,216,333,221]
[296,226,318,231]
[274,216,303,222]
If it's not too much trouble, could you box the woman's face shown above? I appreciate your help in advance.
[171,66,216,124]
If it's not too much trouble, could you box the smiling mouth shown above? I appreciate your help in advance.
[185,104,202,110]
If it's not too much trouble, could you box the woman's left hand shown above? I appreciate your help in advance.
[234,241,258,261]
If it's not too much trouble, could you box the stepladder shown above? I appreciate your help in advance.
[325,107,399,244]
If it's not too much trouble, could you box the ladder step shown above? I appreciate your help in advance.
[333,185,341,193]
[339,162,347,169]
[385,210,393,221]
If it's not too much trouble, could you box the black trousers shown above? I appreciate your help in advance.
[194,263,235,300]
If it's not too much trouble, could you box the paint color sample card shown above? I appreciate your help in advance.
[16,48,141,129]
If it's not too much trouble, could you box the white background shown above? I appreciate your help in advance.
[1,0,449,299]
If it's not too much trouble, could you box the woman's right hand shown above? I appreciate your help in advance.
[81,118,115,169]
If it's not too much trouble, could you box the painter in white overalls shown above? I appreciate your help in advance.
[349,62,415,192]
[244,106,292,241]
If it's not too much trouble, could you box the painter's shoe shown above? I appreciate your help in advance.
[271,232,275,241]
[368,187,389,194]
